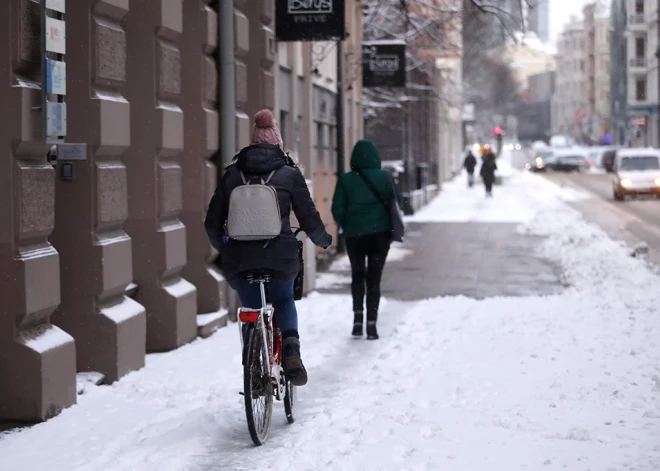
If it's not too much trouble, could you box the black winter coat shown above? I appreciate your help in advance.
[463,153,477,173]
[480,156,498,183]
[205,144,332,287]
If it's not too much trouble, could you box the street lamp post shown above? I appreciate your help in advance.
[656,3,660,147]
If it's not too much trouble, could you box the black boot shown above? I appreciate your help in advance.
[366,320,379,340]
[282,336,308,386]
[352,311,363,337]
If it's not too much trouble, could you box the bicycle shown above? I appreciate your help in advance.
[238,271,296,446]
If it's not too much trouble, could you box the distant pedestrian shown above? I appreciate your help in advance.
[332,140,401,340]
[463,150,477,187]
[480,150,498,197]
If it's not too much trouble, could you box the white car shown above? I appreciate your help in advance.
[612,148,660,201]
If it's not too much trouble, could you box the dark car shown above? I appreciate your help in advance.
[602,149,617,172]
[547,150,589,172]
[525,149,554,172]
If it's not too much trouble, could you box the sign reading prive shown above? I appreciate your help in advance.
[276,0,346,42]
[362,42,407,88]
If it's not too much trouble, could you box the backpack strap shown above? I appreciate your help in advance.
[239,169,277,185]
[264,170,276,184]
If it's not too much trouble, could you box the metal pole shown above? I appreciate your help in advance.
[218,1,237,316]
[40,0,47,142]
[657,3,660,147]
[219,0,236,168]
[336,39,346,253]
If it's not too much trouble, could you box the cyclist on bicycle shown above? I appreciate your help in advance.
[205,109,332,386]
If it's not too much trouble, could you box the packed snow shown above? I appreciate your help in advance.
[1,166,659,471]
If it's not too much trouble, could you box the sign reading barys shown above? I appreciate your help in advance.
[362,42,406,88]
[276,0,346,42]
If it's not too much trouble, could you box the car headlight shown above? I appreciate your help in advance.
[515,144,521,150]
[620,178,632,188]
[655,177,660,186]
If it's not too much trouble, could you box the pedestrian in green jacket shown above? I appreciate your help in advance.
[332,139,401,340]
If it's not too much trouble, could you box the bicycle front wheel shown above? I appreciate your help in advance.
[243,327,273,446]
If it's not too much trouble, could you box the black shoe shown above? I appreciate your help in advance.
[282,337,308,386]
[366,321,379,340]
[352,311,363,337]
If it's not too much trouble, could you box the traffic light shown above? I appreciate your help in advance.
[494,126,503,155]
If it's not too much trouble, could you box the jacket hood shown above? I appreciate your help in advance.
[350,140,381,171]
[236,144,287,174]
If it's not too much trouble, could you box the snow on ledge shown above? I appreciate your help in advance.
[102,296,145,324]
[19,325,73,354]
[197,310,228,328]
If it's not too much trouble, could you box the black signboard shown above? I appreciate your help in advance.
[362,42,407,88]
[276,0,346,42]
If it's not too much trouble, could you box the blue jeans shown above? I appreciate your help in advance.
[235,280,298,334]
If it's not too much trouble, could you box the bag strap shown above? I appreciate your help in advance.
[356,170,388,210]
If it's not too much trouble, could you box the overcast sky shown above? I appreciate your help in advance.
[549,0,592,43]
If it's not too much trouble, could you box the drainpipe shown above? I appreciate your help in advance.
[219,1,236,168]
[336,39,346,253]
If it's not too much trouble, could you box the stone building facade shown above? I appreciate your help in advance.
[1,0,349,423]
[624,0,660,146]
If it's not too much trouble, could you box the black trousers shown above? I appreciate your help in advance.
[346,232,391,321]
[484,178,494,193]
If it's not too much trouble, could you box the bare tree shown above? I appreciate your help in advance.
[362,0,528,121]
[360,0,528,186]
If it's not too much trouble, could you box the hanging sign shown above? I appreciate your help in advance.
[46,17,66,54]
[276,0,346,42]
[46,59,66,95]
[362,42,406,88]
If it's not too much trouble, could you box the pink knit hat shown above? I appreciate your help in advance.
[251,109,283,148]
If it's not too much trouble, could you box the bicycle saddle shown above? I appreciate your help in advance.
[240,270,275,283]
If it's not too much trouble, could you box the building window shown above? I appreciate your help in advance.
[635,0,644,14]
[636,78,647,100]
[635,36,646,58]
[580,60,585,71]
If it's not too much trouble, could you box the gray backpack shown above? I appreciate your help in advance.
[226,170,282,241]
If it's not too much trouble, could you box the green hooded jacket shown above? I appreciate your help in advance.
[332,139,401,238]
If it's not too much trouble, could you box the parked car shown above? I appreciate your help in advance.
[547,148,590,172]
[526,149,555,172]
[612,148,660,201]
[587,146,610,169]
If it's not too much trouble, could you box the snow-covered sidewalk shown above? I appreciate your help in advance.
[1,168,659,471]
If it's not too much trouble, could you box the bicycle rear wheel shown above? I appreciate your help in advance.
[284,379,296,424]
[243,327,273,446]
